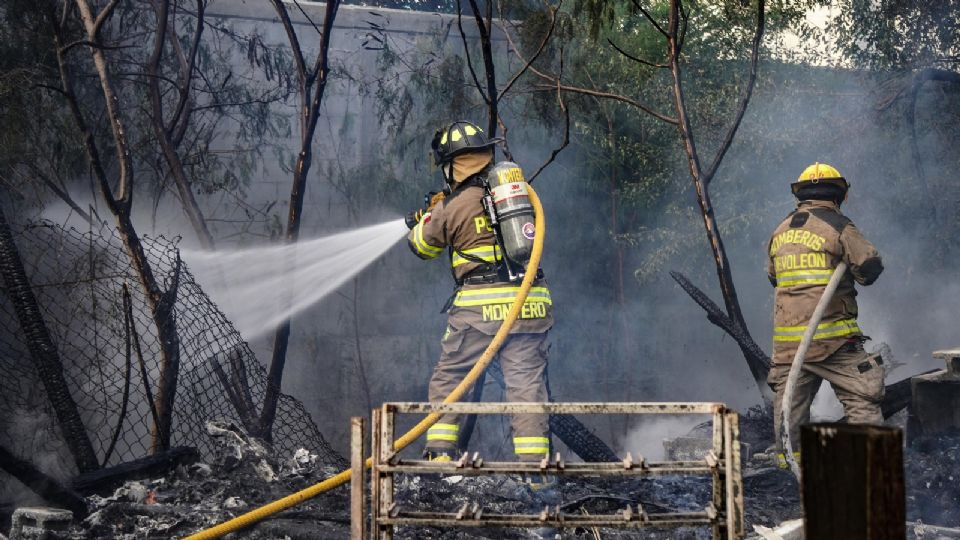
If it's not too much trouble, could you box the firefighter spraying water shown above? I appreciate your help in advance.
[404,121,554,465]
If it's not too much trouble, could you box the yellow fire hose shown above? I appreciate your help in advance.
[184,185,546,540]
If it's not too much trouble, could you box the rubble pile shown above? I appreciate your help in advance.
[5,416,959,539]
[906,434,960,527]
[9,421,348,539]
[394,474,715,539]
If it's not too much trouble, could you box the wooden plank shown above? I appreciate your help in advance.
[370,409,381,540]
[801,423,904,540]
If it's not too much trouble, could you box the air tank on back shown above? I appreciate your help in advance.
[484,161,535,269]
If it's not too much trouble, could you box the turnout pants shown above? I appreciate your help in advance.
[768,340,885,452]
[425,323,550,461]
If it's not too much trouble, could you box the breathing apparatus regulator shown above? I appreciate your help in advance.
[482,161,536,281]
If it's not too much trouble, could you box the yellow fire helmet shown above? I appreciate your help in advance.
[791,162,849,196]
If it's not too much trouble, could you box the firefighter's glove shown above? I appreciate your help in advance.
[405,209,426,230]
[425,190,445,211]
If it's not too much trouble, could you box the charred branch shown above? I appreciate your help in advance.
[671,270,931,418]
[663,0,763,395]
[70,447,199,495]
[0,206,99,472]
[670,271,772,401]
[0,444,88,517]
[102,285,137,466]
[457,0,490,107]
[467,0,498,135]
[209,350,258,431]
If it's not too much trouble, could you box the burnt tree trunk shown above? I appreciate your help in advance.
[665,0,770,400]
[58,0,184,453]
[259,0,341,441]
[801,423,905,540]
[0,206,99,472]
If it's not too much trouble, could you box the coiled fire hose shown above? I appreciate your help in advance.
[184,185,546,540]
[778,261,848,478]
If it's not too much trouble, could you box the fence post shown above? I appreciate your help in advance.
[351,416,366,540]
[801,423,904,539]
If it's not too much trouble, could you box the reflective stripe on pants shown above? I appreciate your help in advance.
[426,423,459,442]
[513,436,550,455]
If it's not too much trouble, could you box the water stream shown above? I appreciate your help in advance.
[183,218,408,341]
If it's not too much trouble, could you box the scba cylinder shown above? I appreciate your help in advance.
[485,161,535,266]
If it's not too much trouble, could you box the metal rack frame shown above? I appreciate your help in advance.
[351,402,743,540]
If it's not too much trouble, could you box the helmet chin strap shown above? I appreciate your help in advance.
[441,162,455,190]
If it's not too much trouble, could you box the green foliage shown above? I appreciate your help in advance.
[0,1,295,241]
[826,0,960,70]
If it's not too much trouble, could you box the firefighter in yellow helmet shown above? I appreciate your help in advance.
[404,121,554,464]
[767,163,885,463]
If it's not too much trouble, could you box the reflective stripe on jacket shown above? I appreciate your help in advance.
[410,215,443,259]
[773,318,861,342]
[451,244,500,267]
[453,286,551,307]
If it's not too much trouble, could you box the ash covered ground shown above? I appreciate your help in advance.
[6,411,959,539]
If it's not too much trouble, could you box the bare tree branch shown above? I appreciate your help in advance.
[92,0,120,37]
[607,37,668,69]
[532,82,678,124]
[670,271,772,400]
[702,0,765,184]
[467,0,499,134]
[632,0,668,37]
[497,0,562,102]
[167,0,205,143]
[268,0,308,93]
[500,22,678,124]
[528,50,570,183]
[456,0,490,106]
[146,0,215,248]
[75,0,134,209]
[103,284,137,466]
[29,166,93,224]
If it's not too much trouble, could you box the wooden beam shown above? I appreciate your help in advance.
[801,423,904,539]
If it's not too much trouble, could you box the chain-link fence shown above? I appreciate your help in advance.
[0,220,344,492]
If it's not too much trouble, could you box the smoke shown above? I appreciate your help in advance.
[12,5,959,464]
[620,415,711,461]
